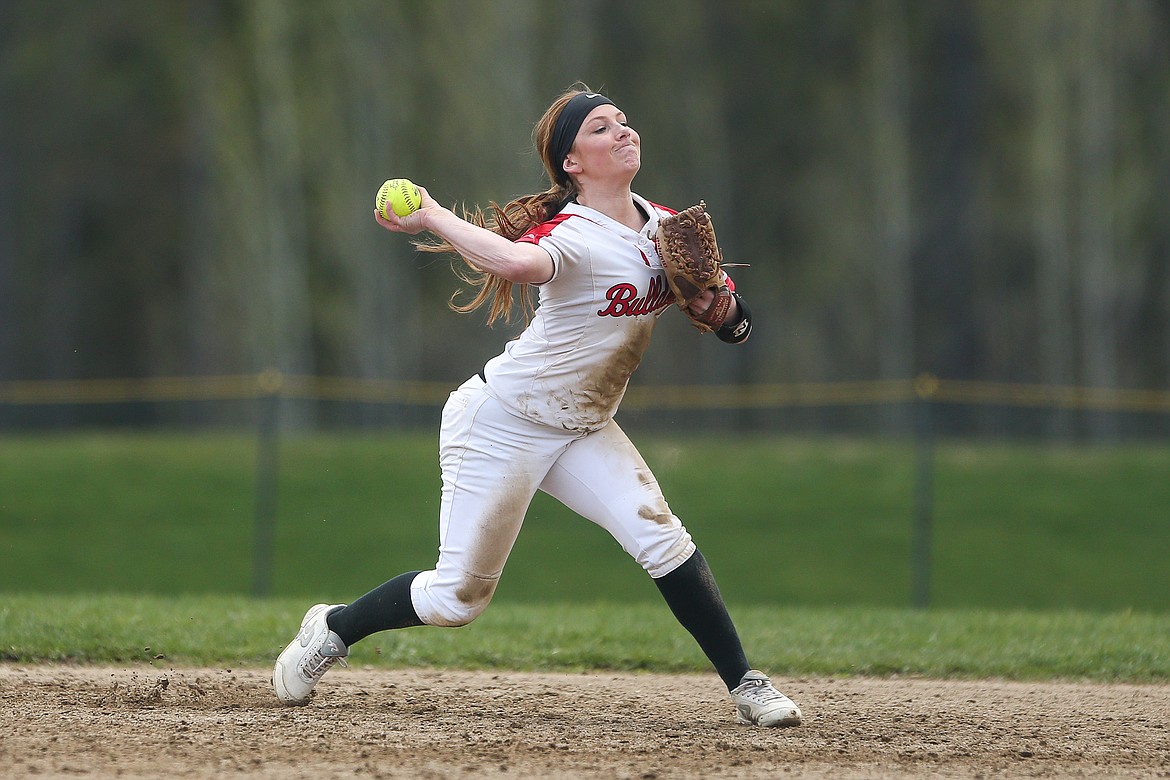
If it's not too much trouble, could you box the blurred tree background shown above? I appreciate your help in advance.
[1,0,1168,434]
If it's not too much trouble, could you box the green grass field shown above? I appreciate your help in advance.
[2,431,1167,611]
[2,431,1168,681]
[3,594,1168,682]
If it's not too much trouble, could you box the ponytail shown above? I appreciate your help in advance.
[417,84,595,326]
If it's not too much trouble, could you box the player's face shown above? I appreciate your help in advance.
[567,105,640,183]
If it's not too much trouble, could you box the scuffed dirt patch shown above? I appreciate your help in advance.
[1,664,1168,778]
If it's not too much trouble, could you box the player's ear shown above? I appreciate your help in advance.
[563,157,581,175]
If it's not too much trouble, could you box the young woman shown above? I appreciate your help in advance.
[273,85,801,728]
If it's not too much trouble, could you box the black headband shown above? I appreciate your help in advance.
[550,92,615,183]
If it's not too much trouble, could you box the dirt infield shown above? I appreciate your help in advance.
[2,665,1167,779]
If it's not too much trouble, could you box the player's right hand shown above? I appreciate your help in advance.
[374,185,436,235]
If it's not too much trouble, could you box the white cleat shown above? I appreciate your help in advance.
[730,670,802,727]
[273,603,348,705]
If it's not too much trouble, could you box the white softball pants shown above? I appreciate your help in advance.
[410,375,696,627]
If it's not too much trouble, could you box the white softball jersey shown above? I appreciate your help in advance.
[482,192,676,432]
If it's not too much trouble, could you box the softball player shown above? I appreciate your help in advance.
[274,86,801,728]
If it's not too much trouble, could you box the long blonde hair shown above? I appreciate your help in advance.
[417,84,595,326]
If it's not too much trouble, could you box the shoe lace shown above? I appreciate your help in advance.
[738,679,786,705]
[300,646,348,680]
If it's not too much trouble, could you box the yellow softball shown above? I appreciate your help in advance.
[375,178,422,218]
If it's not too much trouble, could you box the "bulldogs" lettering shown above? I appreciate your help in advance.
[597,275,674,317]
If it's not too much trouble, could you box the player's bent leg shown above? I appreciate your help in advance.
[273,603,349,705]
[325,570,425,646]
[411,568,499,627]
[420,376,569,627]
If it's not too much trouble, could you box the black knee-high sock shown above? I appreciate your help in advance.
[326,570,424,647]
[654,551,750,691]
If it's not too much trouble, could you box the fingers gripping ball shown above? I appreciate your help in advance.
[376,178,422,218]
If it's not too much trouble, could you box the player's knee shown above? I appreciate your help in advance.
[638,527,695,579]
[426,575,497,627]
